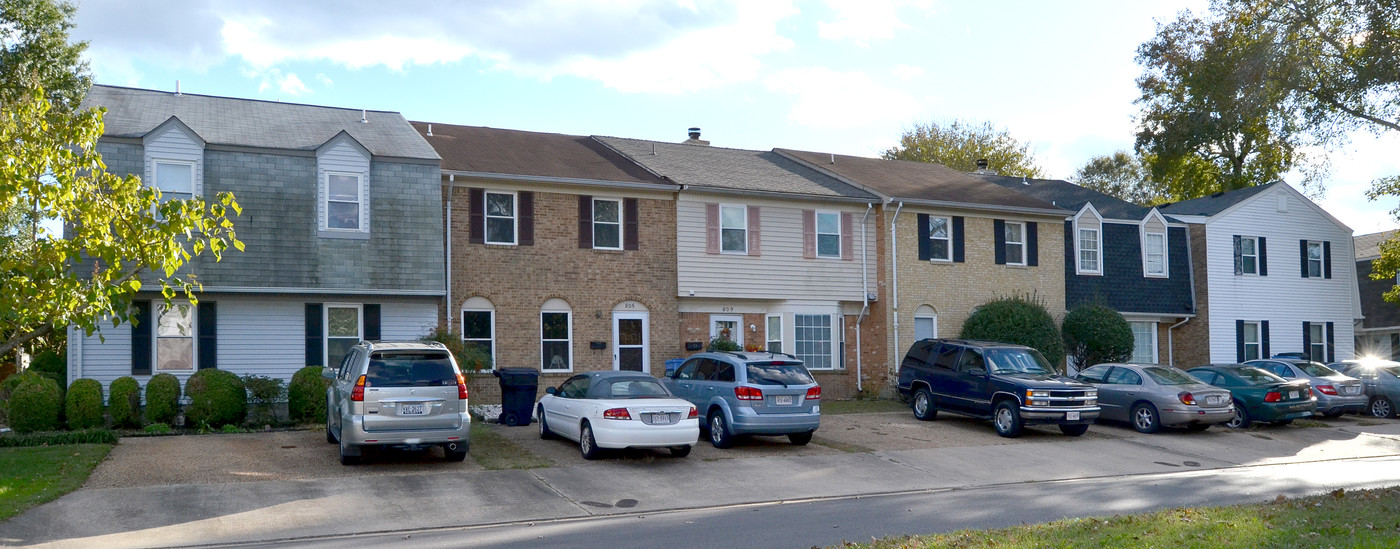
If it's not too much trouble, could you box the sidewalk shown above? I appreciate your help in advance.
[3,420,1400,548]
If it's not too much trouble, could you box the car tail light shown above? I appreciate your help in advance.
[456,373,469,400]
[1264,391,1282,402]
[603,407,631,420]
[351,375,366,402]
[1177,392,1196,405]
[687,407,698,419]
[1315,385,1336,395]
[735,386,764,401]
[805,386,822,400]
[1306,387,1314,398]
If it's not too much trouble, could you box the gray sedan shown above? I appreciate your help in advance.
[1246,359,1366,417]
[1074,363,1234,433]
[1332,359,1400,418]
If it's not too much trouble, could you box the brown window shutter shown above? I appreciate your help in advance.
[705,203,720,254]
[469,188,484,244]
[578,195,592,249]
[841,212,854,261]
[519,191,534,246]
[802,210,816,259]
[748,206,761,256]
[624,198,639,250]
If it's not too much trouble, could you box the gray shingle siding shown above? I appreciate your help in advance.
[1065,222,1194,315]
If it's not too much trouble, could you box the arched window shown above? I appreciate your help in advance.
[914,305,938,341]
[541,298,573,371]
[461,297,495,370]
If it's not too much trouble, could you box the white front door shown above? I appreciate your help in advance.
[613,312,649,372]
[710,314,743,347]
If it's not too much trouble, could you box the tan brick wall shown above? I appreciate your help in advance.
[445,183,680,404]
[886,209,1067,389]
[1172,224,1212,368]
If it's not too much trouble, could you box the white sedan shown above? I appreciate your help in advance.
[537,371,699,459]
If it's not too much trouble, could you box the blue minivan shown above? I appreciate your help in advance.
[662,352,820,448]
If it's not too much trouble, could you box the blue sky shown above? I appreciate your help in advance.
[72,0,1399,234]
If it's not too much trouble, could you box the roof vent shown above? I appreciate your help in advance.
[973,158,996,175]
[426,123,432,136]
[361,109,368,124]
[683,127,709,146]
[688,127,701,139]
[174,80,181,96]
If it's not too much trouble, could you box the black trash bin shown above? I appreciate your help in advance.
[493,367,540,426]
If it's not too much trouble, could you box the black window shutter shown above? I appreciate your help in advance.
[1303,321,1312,356]
[953,216,965,263]
[1235,319,1245,362]
[1259,237,1268,276]
[1391,334,1399,361]
[197,301,217,370]
[994,219,1006,265]
[1233,235,1243,275]
[1323,241,1331,278]
[1261,320,1270,359]
[519,191,535,246]
[1300,240,1309,278]
[364,304,381,341]
[578,195,592,249]
[131,300,152,375]
[469,188,484,244]
[1026,222,1039,266]
[624,198,639,251]
[917,213,931,260]
[305,303,324,367]
[1325,321,1335,362]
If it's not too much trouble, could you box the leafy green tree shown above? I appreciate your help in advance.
[960,294,1065,370]
[1071,151,1162,206]
[1061,304,1135,372]
[0,0,90,111]
[883,119,1046,178]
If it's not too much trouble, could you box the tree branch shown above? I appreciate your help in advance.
[1307,90,1400,132]
[0,322,55,359]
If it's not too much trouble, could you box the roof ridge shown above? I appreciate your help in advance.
[92,83,406,116]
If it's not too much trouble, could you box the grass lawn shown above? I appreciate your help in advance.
[846,486,1400,548]
[0,444,112,521]
[468,422,551,470]
[822,399,910,415]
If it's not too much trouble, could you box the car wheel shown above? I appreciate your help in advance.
[443,442,468,462]
[338,437,361,466]
[788,432,813,445]
[1225,400,1252,429]
[1370,397,1395,419]
[538,406,554,440]
[579,422,603,460]
[708,412,735,449]
[912,388,938,421]
[993,400,1023,438]
[1131,402,1161,434]
[1059,423,1089,436]
[1184,423,1211,432]
[669,445,692,458]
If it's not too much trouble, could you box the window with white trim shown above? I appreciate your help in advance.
[1129,321,1157,364]
[1004,221,1026,265]
[156,301,194,371]
[541,300,572,371]
[153,160,194,202]
[816,211,840,258]
[1305,241,1323,278]
[720,205,747,254]
[1144,232,1167,276]
[794,314,832,370]
[485,191,517,245]
[326,305,361,373]
[1308,322,1325,362]
[1242,321,1261,361]
[462,308,495,369]
[325,172,363,230]
[766,315,782,354]
[1078,227,1100,274]
[593,198,622,250]
[927,216,951,261]
[1239,236,1259,275]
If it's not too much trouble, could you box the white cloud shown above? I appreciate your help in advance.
[817,0,935,46]
[315,73,334,87]
[765,67,920,129]
[242,67,311,95]
[891,64,925,81]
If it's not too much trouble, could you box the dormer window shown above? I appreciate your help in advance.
[316,132,371,239]
[1073,205,1103,275]
[154,160,194,201]
[326,172,363,230]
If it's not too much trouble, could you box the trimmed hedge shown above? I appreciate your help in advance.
[288,366,331,423]
[0,428,118,447]
[145,373,181,424]
[65,379,105,430]
[1062,303,1135,371]
[8,374,64,433]
[108,376,142,428]
[961,294,1067,370]
[185,369,246,428]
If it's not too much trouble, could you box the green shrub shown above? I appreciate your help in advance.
[1062,303,1135,372]
[108,376,142,428]
[0,428,117,447]
[421,327,492,372]
[65,379,105,430]
[143,423,172,435]
[241,374,285,425]
[144,373,181,424]
[0,370,44,424]
[707,336,742,352]
[961,294,1067,370]
[8,375,64,433]
[288,366,331,423]
[184,369,246,428]
[28,350,65,386]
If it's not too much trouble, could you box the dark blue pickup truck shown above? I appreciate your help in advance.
[896,339,1100,438]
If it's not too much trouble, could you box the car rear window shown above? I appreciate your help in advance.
[746,362,816,385]
[1229,366,1286,385]
[1297,362,1340,377]
[366,351,458,387]
[1143,366,1197,385]
[603,378,671,398]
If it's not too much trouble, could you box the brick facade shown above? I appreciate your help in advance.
[1171,224,1213,368]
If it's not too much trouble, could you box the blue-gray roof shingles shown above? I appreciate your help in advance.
[594,137,879,200]
[1156,182,1280,217]
[83,85,439,160]
[974,174,1150,219]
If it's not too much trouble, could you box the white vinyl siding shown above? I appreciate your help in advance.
[143,122,203,201]
[676,197,871,301]
[316,137,371,236]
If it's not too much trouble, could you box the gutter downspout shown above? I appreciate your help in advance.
[1168,318,1189,367]
[888,201,904,375]
[856,203,872,393]
[445,174,454,333]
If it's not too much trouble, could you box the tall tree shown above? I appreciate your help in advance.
[883,119,1046,178]
[0,0,89,111]
[1071,151,1161,206]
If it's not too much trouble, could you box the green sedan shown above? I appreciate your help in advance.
[1185,364,1316,428]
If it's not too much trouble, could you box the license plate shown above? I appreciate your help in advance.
[1066,411,1080,421]
[775,395,794,406]
[400,404,426,416]
[1345,386,1360,395]
[1289,391,1299,399]
[1206,395,1223,405]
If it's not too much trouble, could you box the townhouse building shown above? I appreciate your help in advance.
[1354,230,1400,359]
[976,175,1196,368]
[1160,183,1362,365]
[69,85,444,387]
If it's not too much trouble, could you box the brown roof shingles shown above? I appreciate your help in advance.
[411,122,671,186]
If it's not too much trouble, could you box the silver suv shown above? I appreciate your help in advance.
[661,351,820,448]
[324,341,471,465]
